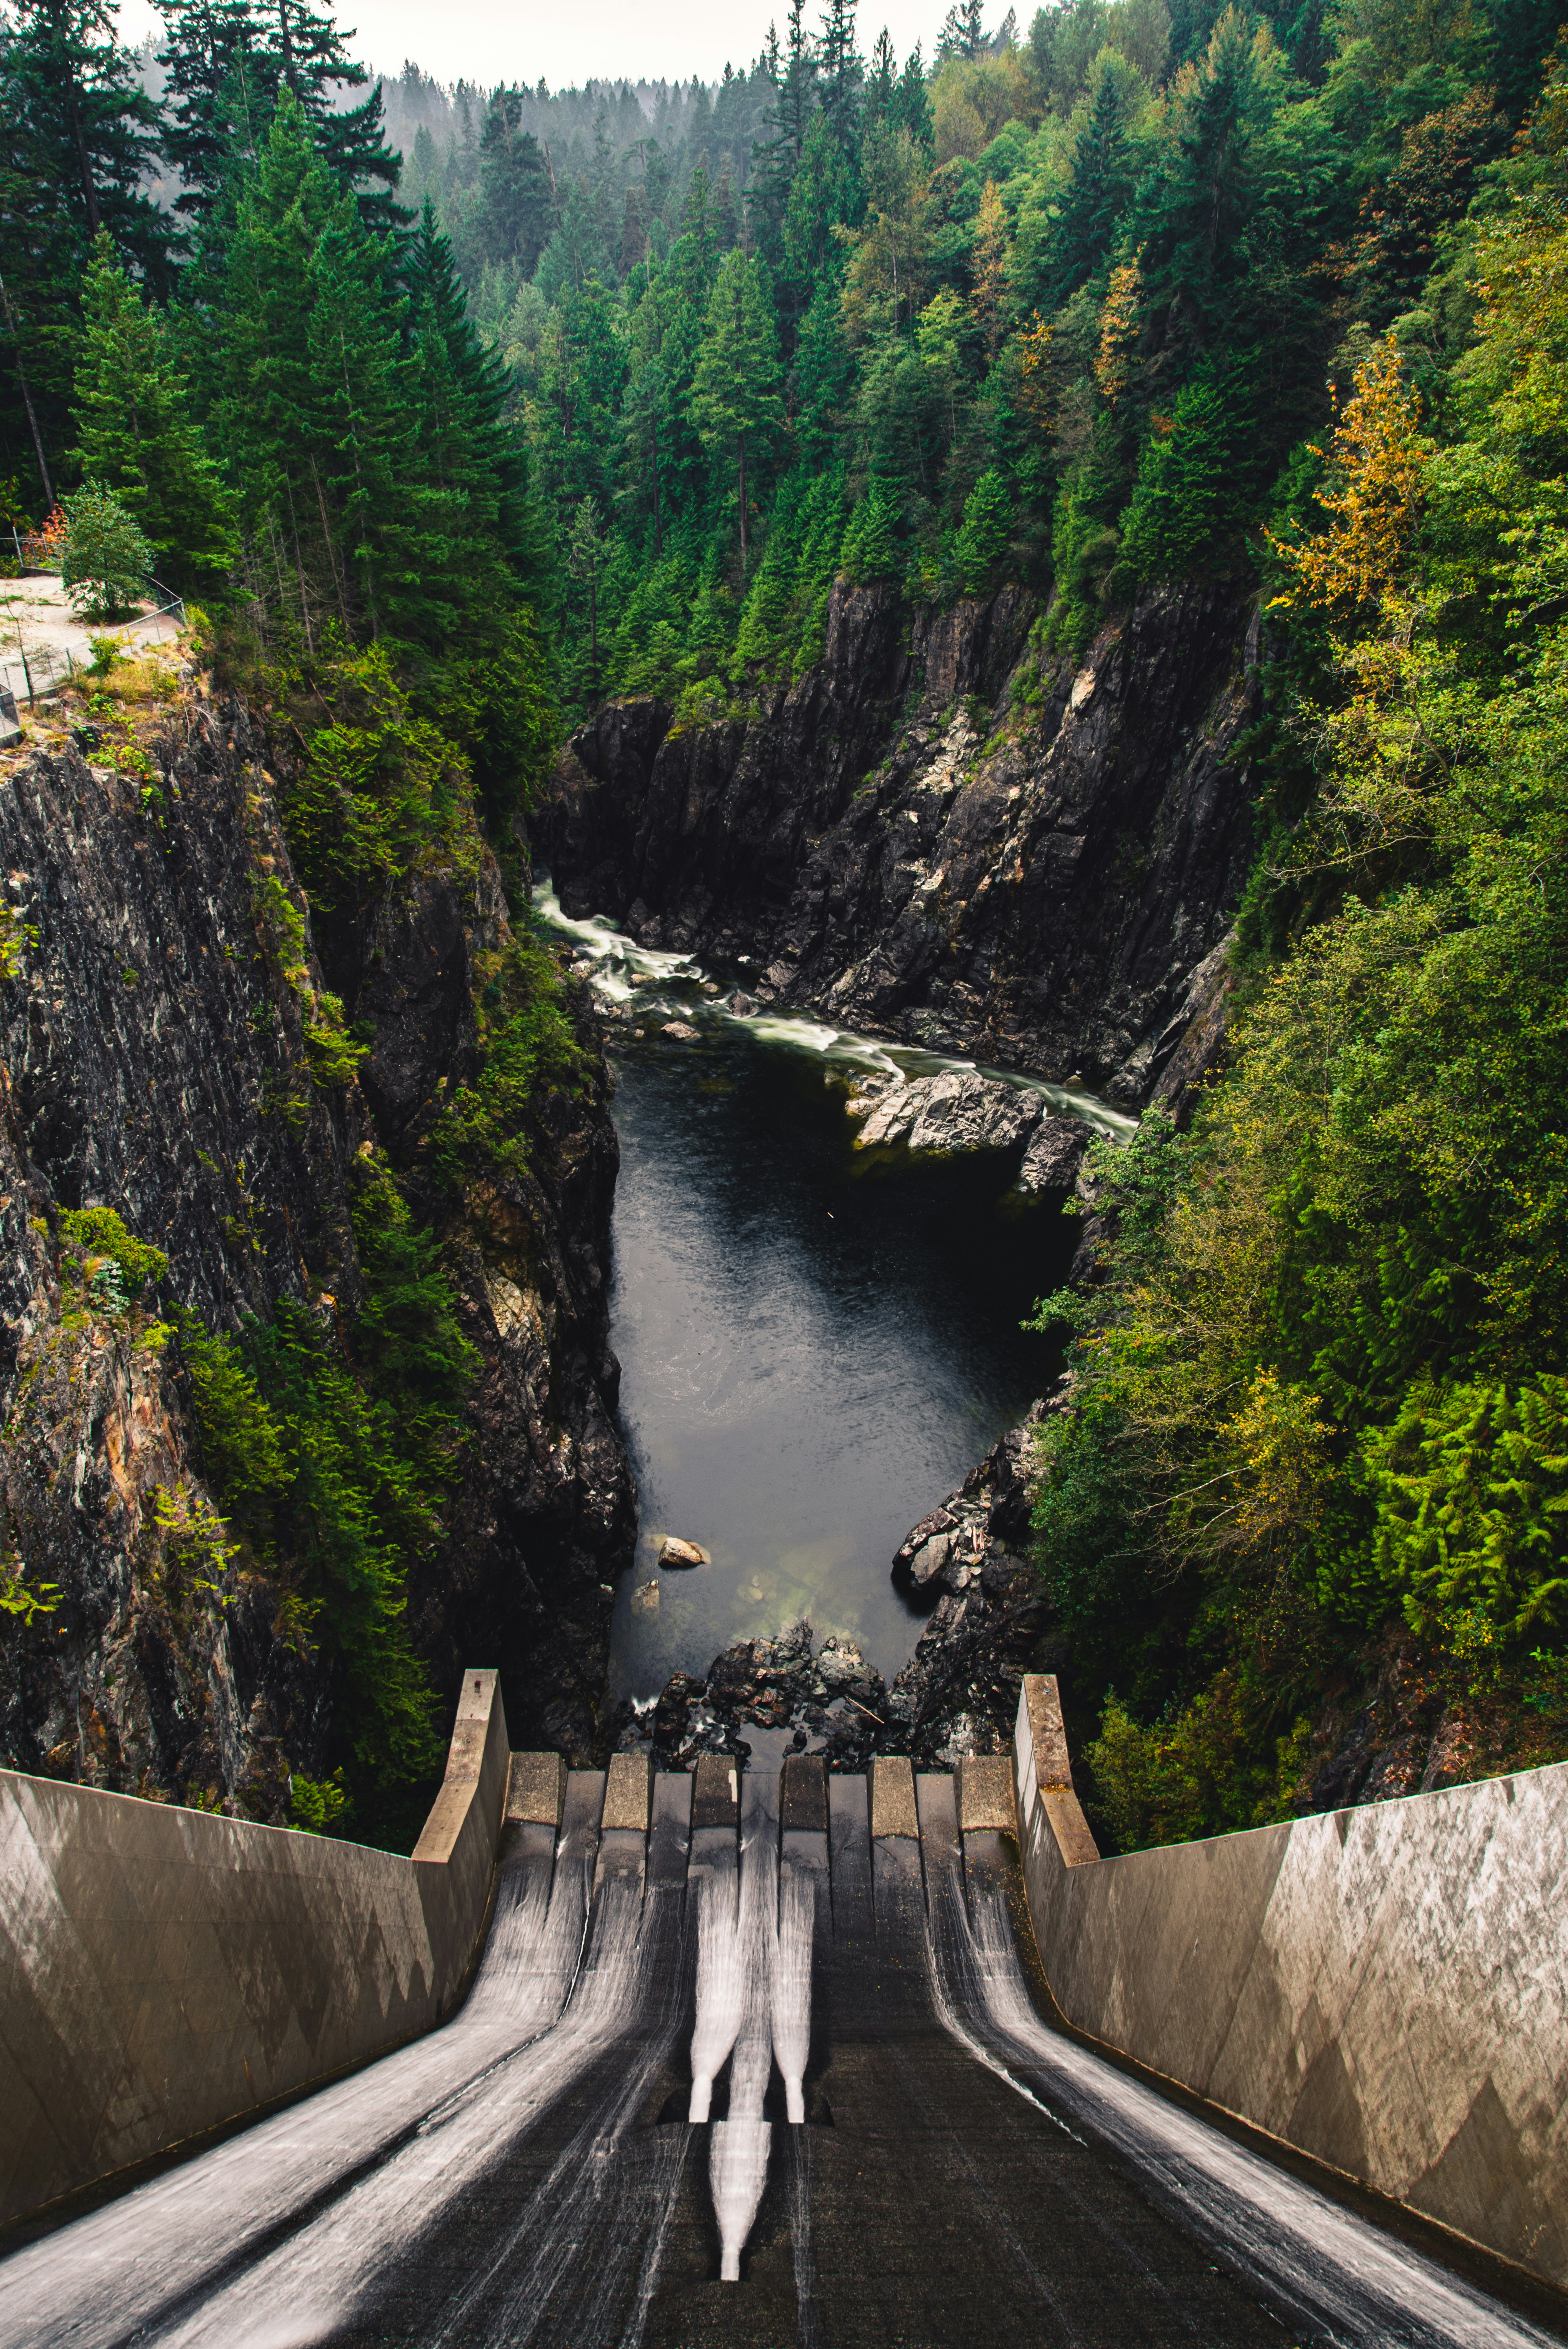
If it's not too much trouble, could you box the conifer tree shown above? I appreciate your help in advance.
[307,207,416,638]
[157,0,401,225]
[479,87,554,273]
[1039,67,1138,309]
[70,232,236,589]
[692,250,785,573]
[955,464,1011,590]
[1,0,172,283]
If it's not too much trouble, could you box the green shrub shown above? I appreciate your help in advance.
[289,1769,351,1834]
[59,480,152,622]
[59,1206,168,1300]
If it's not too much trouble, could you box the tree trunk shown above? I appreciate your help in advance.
[0,274,54,507]
[652,427,661,561]
[738,436,748,574]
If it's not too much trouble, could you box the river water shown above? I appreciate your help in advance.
[535,885,1131,1703]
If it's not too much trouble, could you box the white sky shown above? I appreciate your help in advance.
[114,0,960,91]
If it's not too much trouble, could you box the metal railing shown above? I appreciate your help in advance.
[0,580,187,708]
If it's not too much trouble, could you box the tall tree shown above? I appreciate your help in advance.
[157,0,402,225]
[1,0,171,276]
[478,88,555,274]
[69,232,237,588]
[692,248,786,572]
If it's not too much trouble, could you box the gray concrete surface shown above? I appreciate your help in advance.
[1012,1674,1568,2292]
[0,1670,512,2225]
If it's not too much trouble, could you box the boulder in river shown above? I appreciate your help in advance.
[662,1019,700,1041]
[659,1536,710,1568]
[853,1069,1044,1155]
[1014,1113,1094,1196]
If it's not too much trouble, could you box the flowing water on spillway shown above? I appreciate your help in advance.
[3,1768,1557,2349]
[531,882,1130,1695]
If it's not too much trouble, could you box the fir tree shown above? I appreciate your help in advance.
[955,464,1012,590]
[692,249,786,574]
[157,0,402,225]
[70,236,236,592]
[479,88,555,274]
[1,0,172,282]
[1038,68,1138,310]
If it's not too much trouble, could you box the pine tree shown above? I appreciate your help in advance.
[971,175,1008,362]
[955,465,1012,590]
[157,0,402,226]
[307,206,420,640]
[893,44,934,147]
[692,250,786,574]
[1038,68,1137,310]
[403,200,540,589]
[479,88,555,274]
[818,0,864,154]
[937,0,985,64]
[1,0,172,282]
[1118,377,1236,577]
[211,87,352,647]
[69,232,236,589]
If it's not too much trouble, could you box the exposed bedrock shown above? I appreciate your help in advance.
[538,578,1257,1110]
[0,686,632,1813]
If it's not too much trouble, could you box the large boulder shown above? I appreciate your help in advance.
[853,1069,1043,1155]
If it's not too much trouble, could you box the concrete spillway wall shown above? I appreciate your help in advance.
[0,1668,511,2227]
[1012,1674,1568,2294]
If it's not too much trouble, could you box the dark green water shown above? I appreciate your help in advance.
[533,886,1108,1701]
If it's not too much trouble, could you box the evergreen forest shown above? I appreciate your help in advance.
[4,0,1568,1845]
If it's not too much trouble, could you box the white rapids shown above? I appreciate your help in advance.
[532,877,1137,1141]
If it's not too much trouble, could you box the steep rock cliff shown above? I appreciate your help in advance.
[541,580,1258,1108]
[0,673,632,1815]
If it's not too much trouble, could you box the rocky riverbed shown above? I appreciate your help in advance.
[614,1404,1060,1772]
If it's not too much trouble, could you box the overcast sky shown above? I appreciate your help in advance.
[114,0,963,91]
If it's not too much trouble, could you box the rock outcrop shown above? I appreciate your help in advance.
[632,1411,1054,1773]
[540,581,1259,1112]
[0,678,633,1814]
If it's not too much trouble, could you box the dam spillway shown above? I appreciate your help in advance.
[0,1749,1557,2349]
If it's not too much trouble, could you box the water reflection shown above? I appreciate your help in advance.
[534,882,1106,1697]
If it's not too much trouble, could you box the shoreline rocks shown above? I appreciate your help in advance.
[620,1406,1060,1774]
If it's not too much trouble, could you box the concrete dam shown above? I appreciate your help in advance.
[1,1673,1564,2347]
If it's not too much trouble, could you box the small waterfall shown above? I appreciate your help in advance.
[423,1877,691,2349]
[925,1846,1555,2349]
[0,1816,592,2349]
[140,1832,644,2348]
[709,1801,778,2281]
[709,2121,773,2284]
[771,1866,814,2124]
[686,1863,748,2124]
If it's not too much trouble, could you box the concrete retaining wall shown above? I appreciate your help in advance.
[0,1666,511,2226]
[1011,1675,1568,2291]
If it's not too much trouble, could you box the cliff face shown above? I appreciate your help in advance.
[540,579,1258,1109]
[0,674,633,1815]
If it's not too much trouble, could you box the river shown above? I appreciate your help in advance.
[535,884,1128,1704]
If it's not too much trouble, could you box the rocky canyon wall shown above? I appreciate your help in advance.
[0,673,633,1820]
[540,577,1260,1111]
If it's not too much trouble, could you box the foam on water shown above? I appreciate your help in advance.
[533,878,1137,1141]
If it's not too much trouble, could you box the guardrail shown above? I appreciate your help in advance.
[0,581,186,707]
